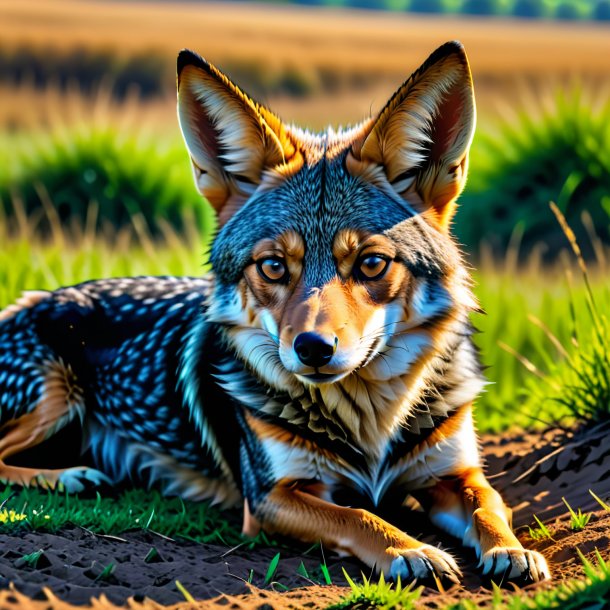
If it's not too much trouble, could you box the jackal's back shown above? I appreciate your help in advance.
[0,276,238,499]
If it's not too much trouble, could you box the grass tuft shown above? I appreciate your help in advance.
[0,127,214,239]
[329,569,422,609]
[528,515,555,541]
[522,204,610,425]
[458,85,610,262]
[562,497,592,531]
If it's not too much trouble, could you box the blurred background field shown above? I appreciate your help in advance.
[1,0,609,431]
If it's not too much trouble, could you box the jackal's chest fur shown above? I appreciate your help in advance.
[210,329,485,506]
[249,406,481,506]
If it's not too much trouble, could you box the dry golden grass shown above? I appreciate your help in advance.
[5,0,610,76]
[0,82,178,134]
[3,1,610,130]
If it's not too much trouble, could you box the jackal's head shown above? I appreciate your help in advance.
[177,42,480,444]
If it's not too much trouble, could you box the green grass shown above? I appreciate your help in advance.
[470,259,607,431]
[0,485,274,548]
[0,218,205,312]
[562,497,592,531]
[16,549,45,569]
[528,514,555,541]
[328,570,423,609]
[502,203,610,429]
[328,551,610,610]
[0,126,214,239]
[458,86,610,262]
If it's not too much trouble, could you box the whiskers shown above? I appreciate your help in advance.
[353,319,417,378]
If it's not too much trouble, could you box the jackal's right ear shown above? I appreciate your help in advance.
[177,50,299,223]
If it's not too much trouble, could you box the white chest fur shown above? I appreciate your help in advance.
[259,406,480,506]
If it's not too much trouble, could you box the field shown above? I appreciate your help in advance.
[1,1,610,609]
[3,0,610,127]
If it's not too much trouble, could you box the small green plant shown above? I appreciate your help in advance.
[264,552,281,585]
[175,580,195,603]
[144,547,161,563]
[297,561,311,580]
[16,549,44,569]
[528,514,555,541]
[320,558,333,585]
[563,497,592,531]
[590,489,610,512]
[94,561,116,582]
[329,569,422,609]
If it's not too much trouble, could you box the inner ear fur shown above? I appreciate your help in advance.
[177,50,299,223]
[351,41,476,231]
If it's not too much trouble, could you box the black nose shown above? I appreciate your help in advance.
[293,332,336,368]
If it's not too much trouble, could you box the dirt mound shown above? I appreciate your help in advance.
[0,424,609,609]
[484,423,610,525]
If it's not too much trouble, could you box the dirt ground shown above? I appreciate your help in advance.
[0,423,609,610]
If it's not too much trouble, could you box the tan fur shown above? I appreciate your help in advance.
[244,410,344,464]
[256,481,459,578]
[0,290,51,322]
[0,360,85,488]
[422,465,523,559]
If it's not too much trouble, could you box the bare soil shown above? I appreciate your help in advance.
[0,424,609,609]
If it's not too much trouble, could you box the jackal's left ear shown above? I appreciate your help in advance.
[351,41,475,231]
[177,50,299,224]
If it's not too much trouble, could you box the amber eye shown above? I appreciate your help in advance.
[355,255,390,281]
[256,258,289,283]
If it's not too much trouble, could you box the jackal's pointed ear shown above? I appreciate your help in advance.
[351,41,475,231]
[177,50,299,223]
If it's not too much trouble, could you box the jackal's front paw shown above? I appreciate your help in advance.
[387,544,462,585]
[57,467,112,493]
[481,547,551,583]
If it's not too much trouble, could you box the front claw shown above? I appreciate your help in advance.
[388,544,462,586]
[57,467,112,493]
[481,547,551,584]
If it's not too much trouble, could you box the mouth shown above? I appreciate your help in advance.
[296,371,346,385]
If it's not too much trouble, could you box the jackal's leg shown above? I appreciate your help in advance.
[0,359,108,492]
[252,483,462,583]
[423,467,551,582]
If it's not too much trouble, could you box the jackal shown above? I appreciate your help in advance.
[0,41,550,585]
